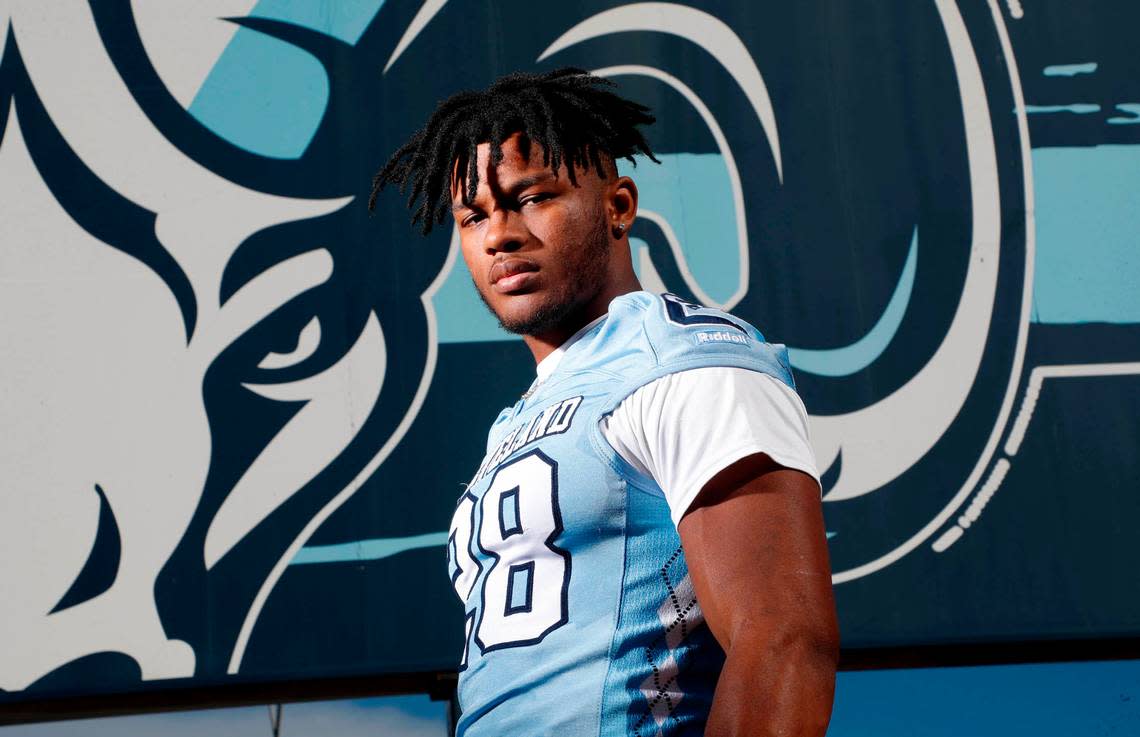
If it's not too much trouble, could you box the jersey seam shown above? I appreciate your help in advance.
[589,416,664,500]
[595,476,634,737]
[607,355,792,426]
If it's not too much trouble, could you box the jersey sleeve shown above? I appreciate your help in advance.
[600,366,820,526]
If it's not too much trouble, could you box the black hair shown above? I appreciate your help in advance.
[370,67,659,234]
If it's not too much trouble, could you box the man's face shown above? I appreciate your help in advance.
[451,133,614,337]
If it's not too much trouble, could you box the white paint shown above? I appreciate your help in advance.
[205,312,387,568]
[1,3,372,686]
[543,2,788,311]
[1006,363,1140,456]
[959,458,1010,527]
[637,207,739,310]
[593,65,752,311]
[932,458,1011,552]
[0,103,199,688]
[131,1,258,109]
[817,0,1002,504]
[227,226,461,672]
[0,10,8,61]
[931,525,964,552]
[636,241,669,295]
[259,316,322,369]
[834,0,1036,581]
[196,247,335,362]
[925,0,1038,559]
[541,3,782,180]
[383,0,447,73]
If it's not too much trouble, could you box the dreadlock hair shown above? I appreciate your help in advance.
[370,67,660,234]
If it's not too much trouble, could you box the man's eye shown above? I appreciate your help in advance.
[522,193,553,206]
[462,213,484,227]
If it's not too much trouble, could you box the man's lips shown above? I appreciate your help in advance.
[490,258,539,293]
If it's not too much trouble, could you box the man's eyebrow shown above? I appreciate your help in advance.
[450,171,556,213]
[502,171,555,196]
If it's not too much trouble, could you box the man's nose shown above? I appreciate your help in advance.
[483,209,527,255]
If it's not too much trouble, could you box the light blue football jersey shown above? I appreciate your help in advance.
[447,291,796,737]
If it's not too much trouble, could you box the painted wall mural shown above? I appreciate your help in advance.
[1,0,1137,705]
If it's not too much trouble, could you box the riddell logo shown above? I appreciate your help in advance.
[696,331,749,346]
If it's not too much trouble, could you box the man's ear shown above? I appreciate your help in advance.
[608,175,639,225]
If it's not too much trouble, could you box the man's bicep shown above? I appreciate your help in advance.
[678,453,837,652]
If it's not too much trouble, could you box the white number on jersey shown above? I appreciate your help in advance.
[448,450,571,654]
[448,493,480,602]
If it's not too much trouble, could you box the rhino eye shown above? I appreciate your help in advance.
[258,316,321,369]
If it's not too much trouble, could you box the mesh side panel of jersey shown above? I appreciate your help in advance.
[599,486,724,737]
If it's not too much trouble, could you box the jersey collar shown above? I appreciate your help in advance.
[535,313,608,382]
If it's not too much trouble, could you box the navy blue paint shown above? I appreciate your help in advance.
[0,30,198,343]
[50,485,121,615]
[0,0,1136,709]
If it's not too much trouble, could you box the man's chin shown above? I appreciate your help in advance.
[494,295,576,337]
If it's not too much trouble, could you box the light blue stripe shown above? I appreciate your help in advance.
[1043,62,1098,77]
[291,531,448,565]
[187,0,386,159]
[1019,104,1101,115]
[1108,104,1140,125]
[1031,145,1140,324]
[829,660,1140,736]
[788,228,917,377]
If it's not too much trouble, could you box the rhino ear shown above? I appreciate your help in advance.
[86,4,355,198]
[1,40,199,342]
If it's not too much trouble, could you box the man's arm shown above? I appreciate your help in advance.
[678,452,839,737]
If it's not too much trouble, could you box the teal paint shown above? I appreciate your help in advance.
[1020,103,1101,114]
[788,229,917,377]
[247,0,386,45]
[436,140,1140,337]
[1042,62,1098,77]
[432,254,516,344]
[187,0,386,159]
[617,153,740,305]
[1108,103,1140,124]
[1031,145,1140,324]
[291,531,448,565]
[433,153,739,343]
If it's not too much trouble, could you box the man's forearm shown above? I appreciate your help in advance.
[704,627,838,737]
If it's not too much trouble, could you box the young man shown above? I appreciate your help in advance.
[372,69,838,736]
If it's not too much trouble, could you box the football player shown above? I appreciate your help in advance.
[372,68,838,737]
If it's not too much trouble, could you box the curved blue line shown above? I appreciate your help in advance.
[788,227,917,377]
[291,531,448,565]
[1043,62,1097,77]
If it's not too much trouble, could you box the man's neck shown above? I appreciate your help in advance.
[524,279,640,364]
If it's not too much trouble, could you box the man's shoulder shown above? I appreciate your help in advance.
[602,292,793,387]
